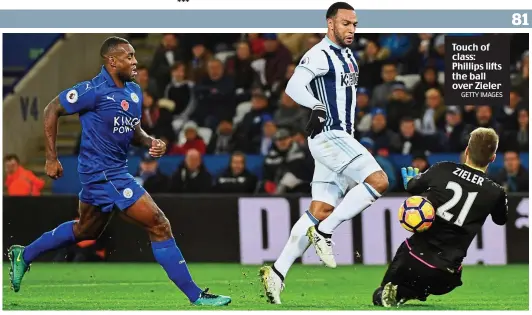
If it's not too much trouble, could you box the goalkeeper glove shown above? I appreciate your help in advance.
[306,104,326,139]
[401,166,419,190]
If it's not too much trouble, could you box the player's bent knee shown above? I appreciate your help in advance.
[365,170,389,195]
[309,201,334,221]
[73,221,104,241]
[148,213,173,240]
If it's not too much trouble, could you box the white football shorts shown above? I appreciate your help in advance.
[308,129,382,207]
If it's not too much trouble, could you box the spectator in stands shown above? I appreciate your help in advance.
[496,88,523,132]
[280,63,297,91]
[193,59,236,130]
[378,33,413,62]
[363,108,401,154]
[136,65,160,98]
[385,82,416,132]
[233,89,272,154]
[188,41,213,82]
[150,34,184,95]
[511,50,528,100]
[207,120,234,154]
[169,149,212,193]
[262,129,313,194]
[357,40,385,90]
[292,129,307,148]
[274,91,309,132]
[260,120,277,155]
[501,108,529,152]
[4,154,45,196]
[141,91,174,143]
[225,41,261,103]
[167,121,206,155]
[354,88,373,136]
[134,153,170,194]
[427,34,445,72]
[213,151,258,194]
[413,33,434,74]
[398,117,427,155]
[360,137,397,192]
[492,151,529,193]
[442,106,473,152]
[141,91,159,135]
[371,62,399,107]
[248,33,265,59]
[411,66,443,111]
[462,105,477,126]
[411,152,430,173]
[277,33,310,61]
[164,62,196,121]
[474,105,501,134]
[416,88,446,136]
[295,33,321,63]
[263,33,293,98]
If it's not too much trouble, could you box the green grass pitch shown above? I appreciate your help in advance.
[2,263,529,310]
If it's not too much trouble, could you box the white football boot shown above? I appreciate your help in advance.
[306,225,337,268]
[381,282,399,307]
[259,266,285,304]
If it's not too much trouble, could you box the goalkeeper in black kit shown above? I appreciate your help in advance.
[373,127,509,307]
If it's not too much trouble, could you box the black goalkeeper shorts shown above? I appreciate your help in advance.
[380,240,463,299]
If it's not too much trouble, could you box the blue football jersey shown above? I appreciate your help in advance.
[58,66,143,174]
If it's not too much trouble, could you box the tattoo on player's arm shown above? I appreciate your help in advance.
[43,96,68,160]
[133,125,154,147]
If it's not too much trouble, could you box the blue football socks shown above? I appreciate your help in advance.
[23,220,77,264]
[151,238,203,302]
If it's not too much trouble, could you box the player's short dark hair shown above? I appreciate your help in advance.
[400,116,415,124]
[4,154,20,163]
[504,150,519,157]
[382,62,397,69]
[100,36,130,58]
[467,127,499,168]
[171,61,187,72]
[231,151,246,162]
[326,2,355,19]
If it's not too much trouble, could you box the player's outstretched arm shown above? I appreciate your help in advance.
[491,190,509,225]
[43,96,68,179]
[133,125,166,157]
[402,166,429,195]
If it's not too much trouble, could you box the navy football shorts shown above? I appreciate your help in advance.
[79,169,146,212]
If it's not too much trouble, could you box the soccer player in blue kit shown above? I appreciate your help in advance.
[7,37,231,307]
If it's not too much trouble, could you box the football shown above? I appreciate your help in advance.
[398,196,435,233]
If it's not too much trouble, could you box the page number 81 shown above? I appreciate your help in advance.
[512,13,529,26]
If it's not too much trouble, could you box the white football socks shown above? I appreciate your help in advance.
[318,182,380,235]
[273,210,318,279]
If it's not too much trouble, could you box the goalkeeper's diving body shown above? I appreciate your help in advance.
[374,127,508,307]
[259,2,389,304]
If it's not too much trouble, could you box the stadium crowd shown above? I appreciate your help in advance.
[5,33,529,196]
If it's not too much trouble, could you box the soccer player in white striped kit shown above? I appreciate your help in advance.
[259,2,389,304]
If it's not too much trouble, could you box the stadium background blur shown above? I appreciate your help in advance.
[3,33,529,196]
[3,34,529,263]
[2,32,529,311]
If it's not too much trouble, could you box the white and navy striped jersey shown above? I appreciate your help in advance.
[297,36,359,136]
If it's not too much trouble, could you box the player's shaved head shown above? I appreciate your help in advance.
[100,36,131,58]
[326,2,355,19]
[99,36,138,83]
[466,127,499,168]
